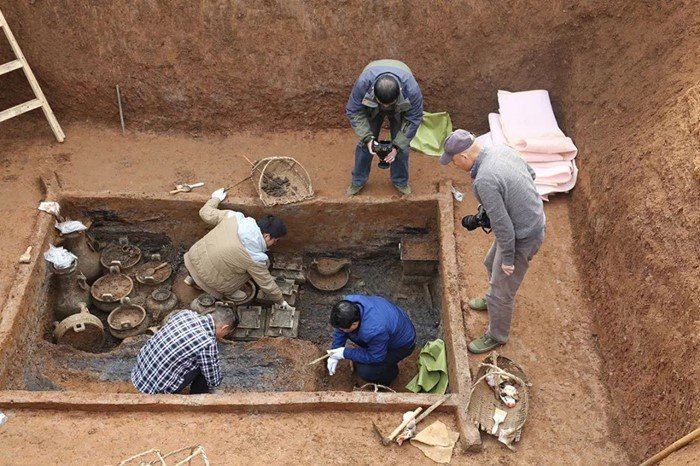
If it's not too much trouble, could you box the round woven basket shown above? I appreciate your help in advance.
[251,156,314,206]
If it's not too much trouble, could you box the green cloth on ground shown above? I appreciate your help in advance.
[406,339,449,394]
[410,111,453,156]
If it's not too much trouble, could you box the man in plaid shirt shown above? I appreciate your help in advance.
[131,307,238,394]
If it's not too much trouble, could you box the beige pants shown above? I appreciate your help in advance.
[484,229,545,342]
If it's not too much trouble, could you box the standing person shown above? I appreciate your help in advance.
[326,295,416,386]
[131,307,238,394]
[183,188,293,309]
[345,59,423,196]
[439,130,546,353]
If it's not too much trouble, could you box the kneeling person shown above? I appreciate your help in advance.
[327,295,416,386]
[131,307,238,394]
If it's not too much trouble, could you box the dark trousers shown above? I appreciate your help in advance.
[355,344,415,386]
[351,111,410,187]
[175,368,210,395]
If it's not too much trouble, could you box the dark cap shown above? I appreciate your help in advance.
[439,130,475,165]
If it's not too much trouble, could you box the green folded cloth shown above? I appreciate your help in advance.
[410,111,453,156]
[406,339,448,394]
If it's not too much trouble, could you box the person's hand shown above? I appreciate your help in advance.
[327,357,338,376]
[327,347,345,360]
[211,188,227,202]
[501,264,515,276]
[384,147,398,164]
[366,140,377,155]
[278,300,294,311]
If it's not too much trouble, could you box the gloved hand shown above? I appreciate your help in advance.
[278,300,294,311]
[327,347,345,360]
[384,147,398,164]
[327,357,338,376]
[366,139,377,155]
[211,188,227,202]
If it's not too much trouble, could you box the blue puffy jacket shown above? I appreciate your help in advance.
[331,295,416,364]
[345,59,424,151]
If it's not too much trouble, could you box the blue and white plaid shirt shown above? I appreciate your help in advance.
[131,310,222,394]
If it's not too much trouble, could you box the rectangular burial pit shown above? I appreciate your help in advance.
[0,184,479,447]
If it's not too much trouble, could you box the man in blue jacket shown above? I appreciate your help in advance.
[327,295,416,386]
[345,59,424,196]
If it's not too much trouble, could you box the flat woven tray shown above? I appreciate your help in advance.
[251,156,313,206]
[466,353,530,450]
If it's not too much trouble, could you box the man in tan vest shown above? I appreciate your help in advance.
[183,188,290,308]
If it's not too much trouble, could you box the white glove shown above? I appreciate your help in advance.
[278,300,294,311]
[211,188,227,202]
[327,347,345,360]
[327,357,338,376]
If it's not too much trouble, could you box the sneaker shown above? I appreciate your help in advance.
[394,184,412,195]
[183,275,194,286]
[230,289,248,301]
[468,297,488,311]
[346,184,364,196]
[468,333,503,354]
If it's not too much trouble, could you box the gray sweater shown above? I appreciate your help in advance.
[470,145,545,265]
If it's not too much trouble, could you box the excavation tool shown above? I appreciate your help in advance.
[371,396,449,446]
[170,182,204,194]
[307,353,331,366]
[224,174,253,192]
[116,85,125,134]
[639,426,700,466]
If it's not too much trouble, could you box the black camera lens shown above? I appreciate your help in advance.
[461,215,479,231]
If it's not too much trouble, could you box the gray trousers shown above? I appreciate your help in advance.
[484,229,545,343]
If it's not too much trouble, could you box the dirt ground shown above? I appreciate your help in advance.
[0,122,631,464]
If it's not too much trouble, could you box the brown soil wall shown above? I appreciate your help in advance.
[1,1,699,462]
[0,0,583,132]
[561,2,700,462]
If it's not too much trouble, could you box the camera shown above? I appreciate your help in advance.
[373,140,394,169]
[462,204,491,232]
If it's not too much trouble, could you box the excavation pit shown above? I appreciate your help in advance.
[0,183,478,445]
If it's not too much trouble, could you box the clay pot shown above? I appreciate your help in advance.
[134,254,173,286]
[100,237,141,271]
[107,297,149,339]
[53,302,105,352]
[91,265,134,312]
[61,231,102,284]
[52,260,92,321]
[190,293,216,315]
[145,287,178,322]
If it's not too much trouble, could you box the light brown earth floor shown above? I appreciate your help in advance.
[0,121,632,464]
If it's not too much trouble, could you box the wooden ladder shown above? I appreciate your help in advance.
[0,9,64,142]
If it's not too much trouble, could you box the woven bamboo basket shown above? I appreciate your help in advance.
[466,353,530,450]
[251,156,314,206]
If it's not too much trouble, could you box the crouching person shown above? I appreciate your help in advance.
[327,295,416,386]
[131,307,239,394]
[184,187,292,309]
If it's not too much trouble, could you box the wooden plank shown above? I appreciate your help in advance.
[0,58,22,75]
[0,98,42,123]
[0,9,65,142]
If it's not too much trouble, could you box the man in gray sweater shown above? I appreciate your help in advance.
[439,130,545,353]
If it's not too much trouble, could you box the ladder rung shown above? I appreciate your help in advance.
[0,59,23,75]
[0,98,43,123]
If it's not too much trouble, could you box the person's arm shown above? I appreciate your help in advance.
[392,82,424,151]
[198,198,230,226]
[331,328,349,349]
[345,73,374,143]
[197,341,223,391]
[247,261,284,303]
[343,333,389,365]
[475,179,516,266]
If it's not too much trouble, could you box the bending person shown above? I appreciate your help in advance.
[326,295,416,386]
[184,188,291,308]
